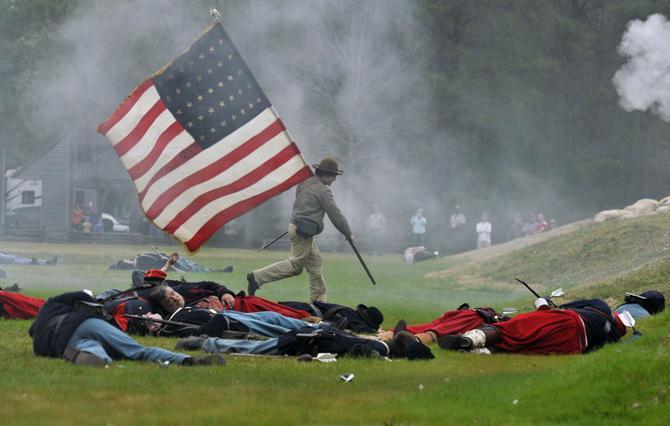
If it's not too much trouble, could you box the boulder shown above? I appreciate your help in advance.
[594,209,636,222]
[623,199,659,215]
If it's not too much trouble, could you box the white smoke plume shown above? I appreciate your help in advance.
[613,13,670,121]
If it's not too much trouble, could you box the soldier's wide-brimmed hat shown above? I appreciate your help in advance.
[624,290,665,314]
[357,304,384,329]
[312,157,343,175]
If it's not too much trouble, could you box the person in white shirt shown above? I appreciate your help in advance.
[366,204,386,255]
[410,209,427,246]
[476,212,492,249]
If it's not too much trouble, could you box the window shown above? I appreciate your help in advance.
[22,191,35,205]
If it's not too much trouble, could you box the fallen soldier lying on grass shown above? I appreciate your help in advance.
[438,298,628,355]
[105,258,384,333]
[376,304,505,345]
[175,325,434,360]
[0,250,57,266]
[28,291,224,367]
[109,252,232,273]
[135,253,384,330]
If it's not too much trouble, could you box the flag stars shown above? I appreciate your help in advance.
[227,75,234,81]
[176,109,183,115]
[240,108,246,115]
[186,82,192,88]
[208,107,215,114]
[209,46,215,52]
[248,103,254,109]
[237,89,243,96]
[217,61,223,68]
[207,68,213,75]
[231,114,237,121]
[187,121,194,128]
[237,69,242,75]
[199,54,205,60]
[200,134,206,140]
[186,102,193,108]
[228,54,233,61]
[197,75,203,82]
[175,88,181,95]
[197,114,204,121]
[207,88,214,94]
[219,39,224,45]
[229,95,235,101]
[219,101,226,108]
[197,95,204,101]
[217,81,224,88]
[210,127,216,133]
[256,97,262,104]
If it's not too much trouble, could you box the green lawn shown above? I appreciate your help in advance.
[1,226,669,425]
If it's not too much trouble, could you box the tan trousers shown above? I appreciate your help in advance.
[252,224,327,302]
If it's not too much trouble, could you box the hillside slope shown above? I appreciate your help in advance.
[428,213,670,295]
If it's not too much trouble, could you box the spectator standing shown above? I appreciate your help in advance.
[71,205,84,231]
[506,212,524,240]
[85,202,101,233]
[535,213,550,233]
[410,209,427,246]
[522,213,537,237]
[366,204,386,255]
[449,205,467,229]
[476,213,492,249]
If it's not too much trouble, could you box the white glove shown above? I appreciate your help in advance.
[534,298,549,309]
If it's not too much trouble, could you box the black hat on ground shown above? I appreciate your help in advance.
[387,329,434,360]
[357,304,384,329]
[625,290,665,314]
[405,341,435,360]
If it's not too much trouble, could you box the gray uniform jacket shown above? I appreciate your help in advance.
[290,176,352,238]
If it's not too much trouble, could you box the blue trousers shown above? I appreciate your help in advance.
[223,311,316,337]
[67,318,188,364]
[203,336,279,354]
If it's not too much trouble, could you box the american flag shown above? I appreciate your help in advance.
[97,22,312,252]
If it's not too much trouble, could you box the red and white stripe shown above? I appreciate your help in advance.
[98,78,311,252]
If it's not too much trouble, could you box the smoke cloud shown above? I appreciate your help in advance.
[613,13,670,122]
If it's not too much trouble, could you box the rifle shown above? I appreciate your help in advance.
[347,237,376,286]
[123,314,268,340]
[514,278,557,307]
[257,230,288,252]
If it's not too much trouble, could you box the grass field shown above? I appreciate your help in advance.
[1,216,669,425]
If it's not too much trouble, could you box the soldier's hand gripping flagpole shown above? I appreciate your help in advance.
[347,237,376,286]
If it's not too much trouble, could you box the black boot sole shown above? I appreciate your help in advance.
[437,335,472,350]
